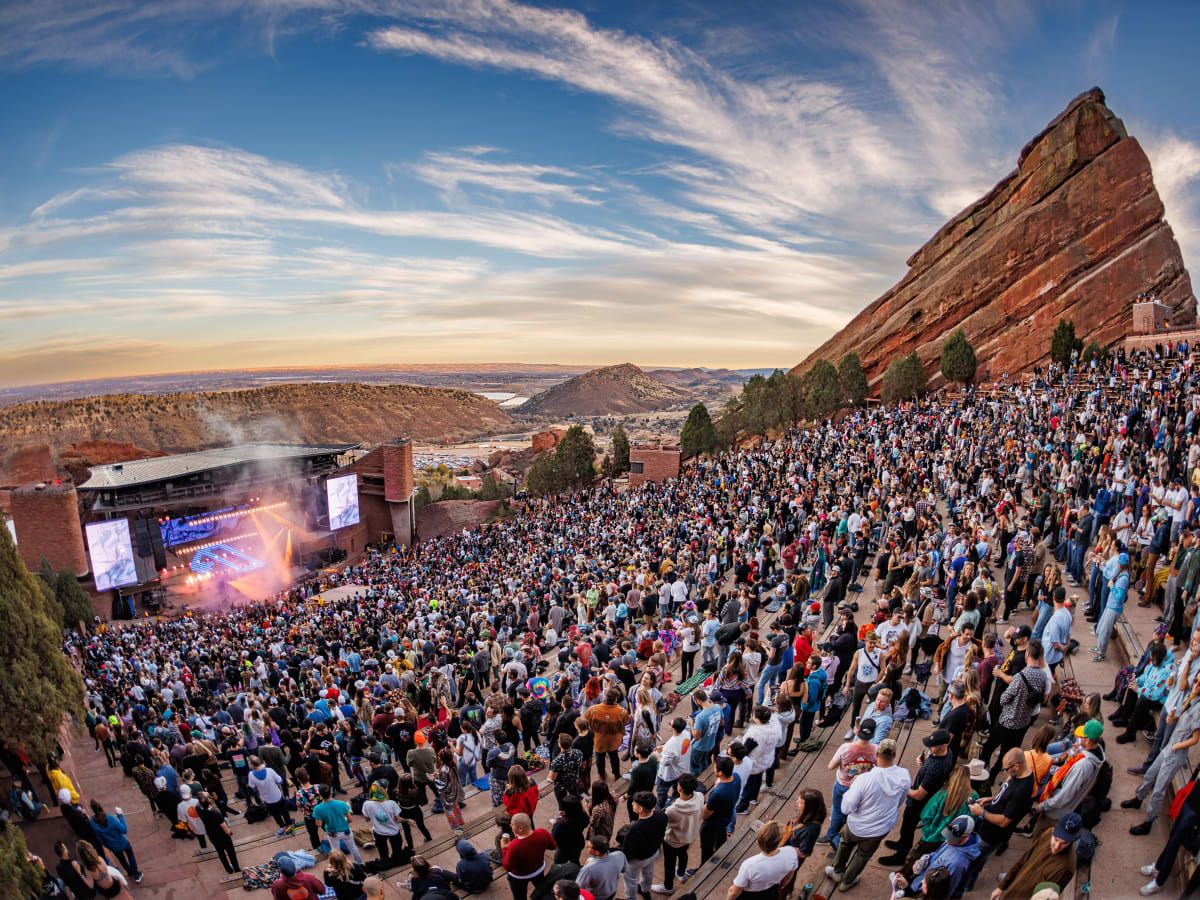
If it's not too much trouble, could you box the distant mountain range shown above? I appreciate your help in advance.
[0,363,773,408]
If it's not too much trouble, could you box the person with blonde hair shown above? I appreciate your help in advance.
[323,849,367,900]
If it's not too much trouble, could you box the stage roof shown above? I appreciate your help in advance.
[79,443,358,490]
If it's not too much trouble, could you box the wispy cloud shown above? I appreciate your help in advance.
[410,149,603,206]
[1144,133,1200,277]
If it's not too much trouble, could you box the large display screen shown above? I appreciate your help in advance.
[326,473,360,530]
[86,519,138,591]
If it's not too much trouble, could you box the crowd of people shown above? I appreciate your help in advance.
[8,340,1200,900]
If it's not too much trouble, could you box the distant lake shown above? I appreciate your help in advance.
[477,392,515,401]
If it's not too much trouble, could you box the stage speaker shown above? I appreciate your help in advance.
[134,518,151,557]
[149,523,167,571]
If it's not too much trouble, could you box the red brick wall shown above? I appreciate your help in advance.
[628,447,681,486]
[11,484,89,576]
[382,440,414,503]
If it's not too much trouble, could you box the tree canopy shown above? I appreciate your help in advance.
[680,403,718,457]
[525,450,563,497]
[0,528,84,897]
[803,359,842,419]
[881,351,927,404]
[610,425,630,474]
[940,329,978,385]
[1050,318,1079,367]
[838,353,868,407]
[555,425,597,488]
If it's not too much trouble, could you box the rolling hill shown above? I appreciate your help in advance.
[0,382,513,457]
[518,363,689,417]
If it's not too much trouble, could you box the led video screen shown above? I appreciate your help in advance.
[86,519,138,591]
[326,473,360,530]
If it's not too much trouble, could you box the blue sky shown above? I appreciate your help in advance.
[1,0,1198,388]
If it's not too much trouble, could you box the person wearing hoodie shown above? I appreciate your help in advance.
[59,790,98,846]
[488,742,517,807]
[270,853,325,900]
[455,839,494,893]
[88,800,143,884]
[653,773,702,894]
[248,754,295,834]
[1033,720,1105,831]
[889,815,982,899]
[1124,669,1200,836]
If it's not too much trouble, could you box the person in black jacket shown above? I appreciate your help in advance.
[621,792,667,900]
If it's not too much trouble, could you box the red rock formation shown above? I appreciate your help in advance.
[793,88,1195,390]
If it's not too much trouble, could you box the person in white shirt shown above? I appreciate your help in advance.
[736,706,781,813]
[874,610,905,649]
[825,738,911,891]
[728,820,798,900]
[656,718,691,809]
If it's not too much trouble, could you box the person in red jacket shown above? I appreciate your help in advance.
[501,812,557,900]
[270,855,326,900]
[502,766,540,826]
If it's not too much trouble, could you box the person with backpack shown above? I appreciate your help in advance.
[979,639,1050,782]
[990,811,1083,899]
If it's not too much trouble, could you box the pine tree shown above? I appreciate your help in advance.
[56,571,94,631]
[555,425,597,488]
[881,351,927,404]
[479,473,501,501]
[940,329,978,385]
[611,426,631,475]
[526,451,563,497]
[1050,318,1078,367]
[0,527,84,896]
[803,359,842,418]
[680,403,718,457]
[838,353,868,407]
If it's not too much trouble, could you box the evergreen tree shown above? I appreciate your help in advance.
[55,571,93,631]
[1080,341,1107,365]
[881,351,927,404]
[526,451,563,497]
[1050,318,1078,367]
[803,359,842,418]
[838,353,868,407]
[714,396,744,449]
[739,374,771,435]
[479,473,501,501]
[611,426,631,475]
[555,425,597,488]
[0,527,84,895]
[940,329,978,384]
[680,403,718,457]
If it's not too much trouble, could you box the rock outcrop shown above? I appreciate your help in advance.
[518,363,688,417]
[793,88,1195,390]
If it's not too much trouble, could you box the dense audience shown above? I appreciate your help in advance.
[9,338,1200,900]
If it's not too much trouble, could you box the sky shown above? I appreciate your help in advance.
[1,1,1199,389]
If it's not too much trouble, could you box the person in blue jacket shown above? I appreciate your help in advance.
[89,799,143,883]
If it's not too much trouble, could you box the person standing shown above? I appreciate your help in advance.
[88,800,143,884]
[989,812,1082,899]
[501,813,557,900]
[844,633,884,730]
[653,773,702,894]
[1041,588,1073,677]
[656,718,690,810]
[825,738,911,891]
[585,690,630,781]
[362,783,405,866]
[878,729,955,867]
[688,691,724,776]
[313,784,363,865]
[1137,767,1200,895]
[1093,553,1130,660]
[980,640,1050,781]
[622,792,667,900]
[818,720,878,850]
[577,838,627,900]
[699,757,740,862]
[248,755,294,835]
[197,791,240,875]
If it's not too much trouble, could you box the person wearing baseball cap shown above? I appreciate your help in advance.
[1035,721,1104,833]
[1093,551,1130,661]
[889,813,982,898]
[992,812,1081,899]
